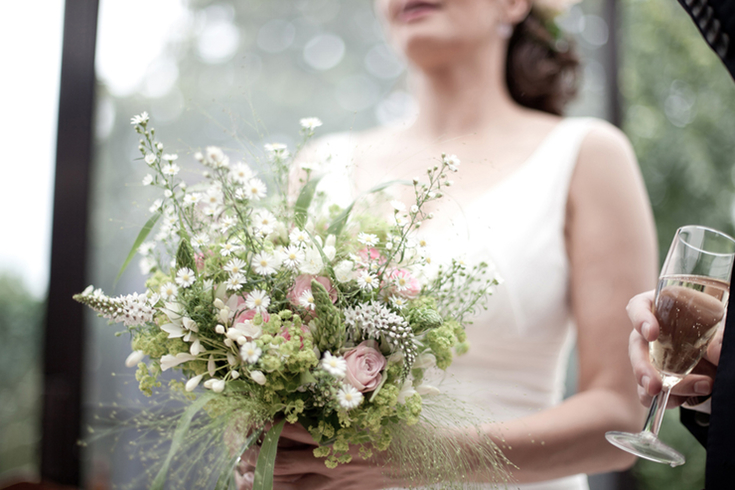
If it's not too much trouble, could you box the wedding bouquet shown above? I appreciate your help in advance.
[75,113,503,489]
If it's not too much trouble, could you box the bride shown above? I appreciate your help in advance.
[238,0,657,488]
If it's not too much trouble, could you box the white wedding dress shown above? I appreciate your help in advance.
[313,118,598,490]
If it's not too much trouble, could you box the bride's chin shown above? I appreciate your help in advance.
[400,36,468,69]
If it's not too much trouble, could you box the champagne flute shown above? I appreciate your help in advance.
[606,225,735,466]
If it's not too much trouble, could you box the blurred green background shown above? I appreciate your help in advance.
[3,0,735,488]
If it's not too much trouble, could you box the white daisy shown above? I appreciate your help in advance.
[357,271,377,291]
[240,342,262,364]
[142,174,154,185]
[183,193,201,206]
[191,232,209,248]
[410,205,419,214]
[203,187,223,206]
[390,296,408,309]
[219,215,236,233]
[226,274,246,291]
[131,112,149,125]
[245,289,270,313]
[300,117,323,130]
[205,146,225,165]
[159,282,178,301]
[321,352,347,378]
[144,153,156,165]
[264,143,289,157]
[337,383,363,410]
[149,198,163,213]
[394,215,408,227]
[138,241,155,255]
[298,289,316,310]
[289,228,309,247]
[162,154,178,161]
[251,252,278,276]
[224,258,246,275]
[230,162,253,183]
[390,200,406,212]
[162,163,180,176]
[245,178,267,201]
[444,154,460,172]
[281,246,304,270]
[358,233,379,247]
[175,268,196,288]
[253,209,277,235]
[220,242,240,257]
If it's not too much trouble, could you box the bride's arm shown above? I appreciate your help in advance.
[484,120,657,481]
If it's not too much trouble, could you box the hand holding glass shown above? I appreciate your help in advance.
[606,225,735,466]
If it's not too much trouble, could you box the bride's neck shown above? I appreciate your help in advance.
[409,45,519,139]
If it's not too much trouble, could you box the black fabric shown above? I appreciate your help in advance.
[704,262,735,486]
[677,0,735,80]
[680,407,709,447]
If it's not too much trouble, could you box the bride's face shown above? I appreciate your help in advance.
[374,0,516,68]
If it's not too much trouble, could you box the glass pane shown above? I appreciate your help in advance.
[0,0,65,483]
[85,0,612,487]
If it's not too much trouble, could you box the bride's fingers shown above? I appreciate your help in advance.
[629,329,662,397]
[280,423,318,445]
[275,473,332,490]
[626,290,658,341]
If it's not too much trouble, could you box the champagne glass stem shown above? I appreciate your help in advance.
[642,376,678,437]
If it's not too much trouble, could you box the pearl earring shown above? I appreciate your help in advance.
[497,23,513,39]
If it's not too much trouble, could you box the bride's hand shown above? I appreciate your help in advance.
[236,423,390,490]
[627,290,720,408]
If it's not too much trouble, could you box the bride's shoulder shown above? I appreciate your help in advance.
[572,117,636,168]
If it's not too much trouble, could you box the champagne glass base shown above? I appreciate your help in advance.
[605,431,685,467]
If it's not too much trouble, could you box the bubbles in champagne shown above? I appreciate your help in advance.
[650,275,728,377]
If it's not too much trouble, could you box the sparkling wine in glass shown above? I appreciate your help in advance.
[606,225,735,467]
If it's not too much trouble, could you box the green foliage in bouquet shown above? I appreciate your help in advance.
[74,113,506,488]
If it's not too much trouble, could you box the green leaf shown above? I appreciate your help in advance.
[115,210,162,284]
[300,370,317,386]
[150,392,214,490]
[176,237,196,271]
[326,179,411,237]
[214,427,265,490]
[294,175,324,228]
[252,419,287,490]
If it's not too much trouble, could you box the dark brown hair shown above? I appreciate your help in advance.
[505,9,580,116]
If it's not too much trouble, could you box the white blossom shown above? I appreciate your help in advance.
[125,350,145,367]
[160,352,197,371]
[251,370,266,385]
[337,383,363,410]
[321,352,347,378]
[159,282,178,301]
[230,162,253,183]
[185,374,204,392]
[245,289,270,313]
[298,289,316,310]
[334,260,355,283]
[240,342,262,364]
[175,268,196,288]
[245,178,267,201]
[162,163,180,176]
[142,173,154,185]
[280,246,305,270]
[131,112,149,125]
[251,252,278,276]
[300,117,323,130]
[357,271,378,291]
[358,233,379,247]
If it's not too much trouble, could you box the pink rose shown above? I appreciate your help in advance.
[388,268,421,299]
[287,275,337,307]
[344,340,387,393]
